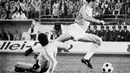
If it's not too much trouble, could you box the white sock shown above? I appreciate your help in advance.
[84,44,98,60]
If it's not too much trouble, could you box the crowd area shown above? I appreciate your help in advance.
[0,21,130,42]
[43,0,130,18]
[0,0,130,19]
[87,24,130,42]
[0,0,40,19]
[0,29,21,40]
[0,0,130,42]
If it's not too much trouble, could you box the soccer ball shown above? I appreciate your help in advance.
[102,62,114,73]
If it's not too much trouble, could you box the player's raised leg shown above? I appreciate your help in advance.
[54,41,73,51]
[55,32,72,42]
[79,33,102,69]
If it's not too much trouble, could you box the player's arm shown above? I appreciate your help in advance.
[81,6,105,24]
[84,15,105,24]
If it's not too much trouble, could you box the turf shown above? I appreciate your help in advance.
[0,53,130,73]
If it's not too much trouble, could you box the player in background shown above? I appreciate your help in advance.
[24,34,72,73]
[15,30,72,73]
[14,33,49,73]
[53,0,105,69]
[15,20,50,73]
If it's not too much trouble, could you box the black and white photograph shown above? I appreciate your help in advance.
[0,0,130,73]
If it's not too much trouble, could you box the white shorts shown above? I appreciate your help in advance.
[68,23,86,40]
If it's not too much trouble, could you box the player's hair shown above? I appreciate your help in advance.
[86,0,96,3]
[38,33,49,46]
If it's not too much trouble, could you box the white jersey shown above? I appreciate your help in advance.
[75,4,93,31]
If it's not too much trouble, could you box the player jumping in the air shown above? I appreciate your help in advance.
[22,0,105,72]
[29,0,105,71]
[54,0,105,69]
